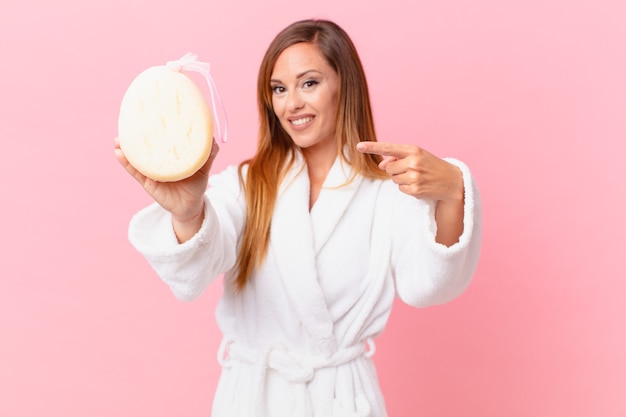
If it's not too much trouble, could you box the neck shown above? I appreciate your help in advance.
[304,148,336,180]
[302,145,337,210]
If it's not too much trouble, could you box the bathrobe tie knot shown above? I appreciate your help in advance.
[218,338,375,416]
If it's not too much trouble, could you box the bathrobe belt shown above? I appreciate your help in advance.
[217,337,376,417]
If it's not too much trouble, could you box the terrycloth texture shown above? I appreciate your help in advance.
[128,152,482,417]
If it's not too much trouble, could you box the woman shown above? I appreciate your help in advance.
[115,19,481,417]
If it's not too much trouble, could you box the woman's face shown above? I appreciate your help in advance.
[270,42,339,154]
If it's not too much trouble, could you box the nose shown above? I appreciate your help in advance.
[286,90,304,112]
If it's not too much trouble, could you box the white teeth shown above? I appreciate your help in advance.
[291,117,313,126]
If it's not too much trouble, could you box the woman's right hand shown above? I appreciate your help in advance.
[114,137,219,223]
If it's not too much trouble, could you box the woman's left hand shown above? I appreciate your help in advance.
[356,141,463,202]
[357,141,465,246]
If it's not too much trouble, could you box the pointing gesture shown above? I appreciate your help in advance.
[356,141,465,246]
[356,141,464,202]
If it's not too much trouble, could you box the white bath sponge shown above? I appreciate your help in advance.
[118,66,213,182]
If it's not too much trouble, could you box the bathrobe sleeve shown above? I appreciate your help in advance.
[391,158,482,307]
[127,165,245,301]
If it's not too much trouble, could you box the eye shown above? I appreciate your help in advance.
[271,85,286,95]
[302,80,319,89]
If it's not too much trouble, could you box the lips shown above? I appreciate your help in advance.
[290,116,314,127]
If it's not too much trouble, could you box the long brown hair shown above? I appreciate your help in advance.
[234,19,387,290]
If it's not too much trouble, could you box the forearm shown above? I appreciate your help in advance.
[434,161,465,247]
[434,197,464,246]
[392,189,479,308]
[128,198,236,302]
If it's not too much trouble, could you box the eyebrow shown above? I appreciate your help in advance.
[270,69,322,84]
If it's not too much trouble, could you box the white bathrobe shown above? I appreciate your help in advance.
[127,152,482,417]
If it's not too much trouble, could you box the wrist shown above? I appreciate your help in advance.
[172,202,205,223]
[443,164,465,203]
[172,202,205,244]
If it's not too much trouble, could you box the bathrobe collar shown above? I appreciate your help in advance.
[269,151,362,356]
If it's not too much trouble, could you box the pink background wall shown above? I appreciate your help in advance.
[1,0,625,416]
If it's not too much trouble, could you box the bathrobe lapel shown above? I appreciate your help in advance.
[309,157,363,254]
[270,155,361,356]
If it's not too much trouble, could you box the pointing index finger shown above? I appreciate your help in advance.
[356,141,412,158]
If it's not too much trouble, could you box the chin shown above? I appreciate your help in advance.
[288,135,316,149]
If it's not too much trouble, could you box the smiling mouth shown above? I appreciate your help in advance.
[291,116,313,126]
